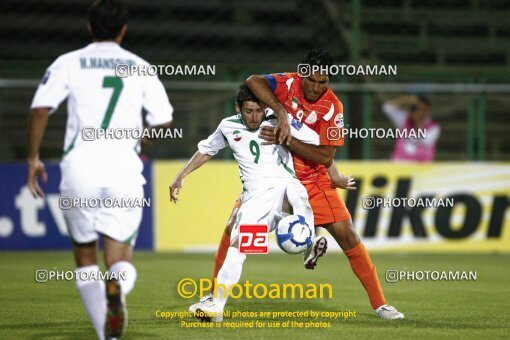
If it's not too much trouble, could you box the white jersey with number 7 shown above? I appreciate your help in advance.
[31,42,173,188]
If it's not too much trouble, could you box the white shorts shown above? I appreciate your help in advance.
[60,185,144,246]
[230,178,306,243]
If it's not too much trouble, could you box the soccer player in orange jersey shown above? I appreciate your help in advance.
[190,49,403,319]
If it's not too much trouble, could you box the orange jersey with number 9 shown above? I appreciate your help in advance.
[265,72,345,184]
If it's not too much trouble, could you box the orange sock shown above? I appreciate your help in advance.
[344,241,386,309]
[211,230,231,292]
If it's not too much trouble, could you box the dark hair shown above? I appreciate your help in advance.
[236,84,259,108]
[416,95,431,107]
[88,0,128,40]
[302,48,333,68]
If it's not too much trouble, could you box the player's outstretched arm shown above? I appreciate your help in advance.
[169,151,212,203]
[327,163,356,190]
[246,75,291,145]
[27,108,50,198]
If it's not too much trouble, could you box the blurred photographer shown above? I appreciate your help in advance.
[382,95,440,161]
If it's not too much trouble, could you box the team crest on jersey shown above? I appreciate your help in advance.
[305,111,317,124]
[291,97,299,109]
[233,130,242,142]
[334,113,344,128]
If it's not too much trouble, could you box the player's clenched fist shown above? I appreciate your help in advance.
[169,175,185,203]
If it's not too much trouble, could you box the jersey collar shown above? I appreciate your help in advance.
[88,42,122,49]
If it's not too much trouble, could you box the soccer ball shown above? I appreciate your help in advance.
[275,215,313,254]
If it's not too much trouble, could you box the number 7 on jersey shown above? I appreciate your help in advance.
[101,76,124,129]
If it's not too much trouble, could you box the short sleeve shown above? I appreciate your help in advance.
[318,99,344,146]
[31,56,70,114]
[288,114,319,145]
[197,123,228,156]
[143,73,174,126]
[265,72,293,104]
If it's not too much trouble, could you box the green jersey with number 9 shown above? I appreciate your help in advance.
[197,111,319,194]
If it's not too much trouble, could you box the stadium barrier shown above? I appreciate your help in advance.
[1,161,508,253]
[154,161,510,253]
[0,163,154,250]
[3,79,510,162]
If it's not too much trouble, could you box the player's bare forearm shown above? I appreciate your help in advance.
[179,151,212,177]
[246,75,291,144]
[27,108,50,161]
[27,107,50,197]
[288,138,335,167]
[327,162,341,179]
[170,151,212,203]
[246,75,286,116]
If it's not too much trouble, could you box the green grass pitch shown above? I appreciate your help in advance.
[0,251,509,339]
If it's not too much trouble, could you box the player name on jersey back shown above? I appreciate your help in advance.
[79,57,136,70]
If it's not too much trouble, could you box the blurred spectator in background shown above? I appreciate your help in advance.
[382,95,440,161]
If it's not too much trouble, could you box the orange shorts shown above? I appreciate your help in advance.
[232,176,350,227]
[303,176,351,226]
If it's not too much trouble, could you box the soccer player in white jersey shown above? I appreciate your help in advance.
[27,1,173,338]
[169,84,326,321]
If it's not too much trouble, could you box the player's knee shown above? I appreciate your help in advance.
[225,221,234,236]
[344,233,359,248]
[73,242,98,267]
[330,219,359,248]
[76,256,97,268]
[225,208,239,236]
[230,236,239,249]
[339,221,359,247]
[290,182,308,199]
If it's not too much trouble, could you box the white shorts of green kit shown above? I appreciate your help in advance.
[60,185,144,247]
[230,178,308,243]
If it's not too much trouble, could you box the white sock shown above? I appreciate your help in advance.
[215,247,246,310]
[286,183,315,229]
[75,265,106,340]
[109,261,137,296]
